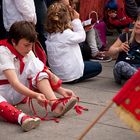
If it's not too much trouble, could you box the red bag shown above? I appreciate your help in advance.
[33,41,47,65]
[81,10,107,49]
[89,11,107,48]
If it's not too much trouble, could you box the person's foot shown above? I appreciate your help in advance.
[91,56,112,62]
[90,51,112,62]
[51,97,77,118]
[21,116,41,132]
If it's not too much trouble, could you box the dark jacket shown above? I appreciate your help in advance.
[135,0,140,7]
[125,0,138,19]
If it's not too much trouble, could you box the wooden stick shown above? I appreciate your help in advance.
[77,101,114,140]
[125,28,129,45]
[126,32,129,43]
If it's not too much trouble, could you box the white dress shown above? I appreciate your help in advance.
[45,19,86,82]
[0,46,48,105]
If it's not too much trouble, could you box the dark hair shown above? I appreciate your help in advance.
[8,21,38,44]
[44,2,72,33]
[136,8,140,19]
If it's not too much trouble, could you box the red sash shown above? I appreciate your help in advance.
[0,39,24,74]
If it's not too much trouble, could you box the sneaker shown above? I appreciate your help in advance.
[90,56,112,63]
[21,116,41,132]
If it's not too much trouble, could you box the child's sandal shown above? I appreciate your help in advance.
[51,97,77,118]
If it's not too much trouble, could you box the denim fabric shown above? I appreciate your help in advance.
[67,61,102,83]
[34,0,47,53]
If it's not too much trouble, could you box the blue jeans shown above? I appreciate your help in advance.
[67,61,102,83]
[34,0,47,53]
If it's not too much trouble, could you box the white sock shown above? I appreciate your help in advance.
[18,112,26,125]
[0,96,7,102]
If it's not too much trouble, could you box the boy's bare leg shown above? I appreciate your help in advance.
[36,79,65,114]
[36,78,57,105]
[36,79,77,116]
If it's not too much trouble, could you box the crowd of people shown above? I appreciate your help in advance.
[0,0,140,132]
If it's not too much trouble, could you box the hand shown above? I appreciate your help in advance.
[56,87,76,97]
[96,51,106,57]
[36,93,46,107]
[120,42,130,53]
[68,6,79,20]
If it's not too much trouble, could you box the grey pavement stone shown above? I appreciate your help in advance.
[0,36,140,140]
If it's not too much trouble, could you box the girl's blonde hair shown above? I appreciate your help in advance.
[129,11,140,44]
[45,2,72,33]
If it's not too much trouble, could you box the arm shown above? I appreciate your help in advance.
[3,69,46,105]
[67,8,86,44]
[68,19,86,44]
[14,0,37,24]
[56,87,76,98]
[108,38,130,57]
[109,17,122,26]
[107,38,122,57]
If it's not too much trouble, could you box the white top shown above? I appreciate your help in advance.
[0,46,47,105]
[45,19,86,82]
[3,0,37,31]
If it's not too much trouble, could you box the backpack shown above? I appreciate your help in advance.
[33,41,47,65]
[89,11,107,49]
[104,0,134,30]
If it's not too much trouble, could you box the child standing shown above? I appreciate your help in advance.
[45,2,102,83]
[0,21,77,131]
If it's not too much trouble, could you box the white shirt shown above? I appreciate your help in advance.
[0,46,47,105]
[3,0,37,31]
[46,19,86,82]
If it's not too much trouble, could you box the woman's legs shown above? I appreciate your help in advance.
[86,28,99,57]
[86,28,112,62]
[113,61,137,84]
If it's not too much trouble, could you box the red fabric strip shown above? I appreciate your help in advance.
[0,79,9,85]
[0,39,24,74]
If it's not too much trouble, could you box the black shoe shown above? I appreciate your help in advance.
[90,56,112,63]
[106,30,113,36]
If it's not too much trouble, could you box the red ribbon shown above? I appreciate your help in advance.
[0,39,24,74]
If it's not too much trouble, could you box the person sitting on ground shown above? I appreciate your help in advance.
[0,21,77,132]
[45,2,102,83]
[48,0,112,62]
[107,11,140,84]
[104,0,134,33]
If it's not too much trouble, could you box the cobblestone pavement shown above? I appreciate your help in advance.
[0,33,139,140]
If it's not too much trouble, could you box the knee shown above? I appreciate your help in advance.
[114,61,126,70]
[98,62,102,72]
[94,62,102,74]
